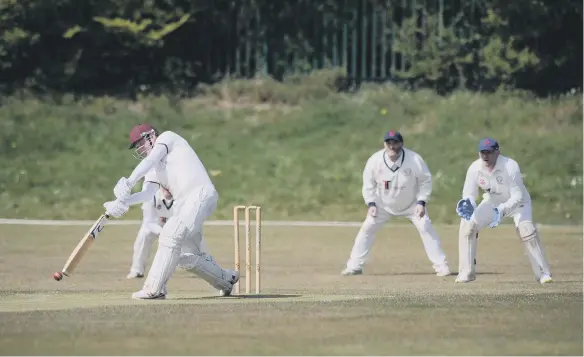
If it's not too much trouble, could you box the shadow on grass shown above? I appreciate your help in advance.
[176,294,303,300]
[366,271,502,276]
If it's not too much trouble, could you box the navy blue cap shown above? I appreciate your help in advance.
[384,130,403,143]
[478,138,499,152]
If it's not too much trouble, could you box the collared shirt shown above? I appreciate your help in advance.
[462,155,531,216]
[362,148,432,214]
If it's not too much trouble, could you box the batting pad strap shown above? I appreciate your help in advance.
[516,221,537,242]
[179,253,231,291]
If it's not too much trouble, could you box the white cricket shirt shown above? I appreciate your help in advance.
[462,155,531,216]
[362,148,433,214]
[128,131,214,199]
[140,186,175,235]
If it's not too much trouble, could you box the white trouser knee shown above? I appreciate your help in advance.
[346,214,388,269]
[411,215,448,269]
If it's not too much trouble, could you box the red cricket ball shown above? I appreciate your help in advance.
[53,272,63,281]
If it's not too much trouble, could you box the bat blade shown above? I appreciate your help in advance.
[61,214,109,277]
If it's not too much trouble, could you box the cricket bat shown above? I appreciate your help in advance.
[56,213,109,279]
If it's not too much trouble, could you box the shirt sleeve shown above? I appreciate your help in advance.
[153,131,174,151]
[144,169,157,184]
[462,165,479,208]
[127,144,168,187]
[499,161,526,216]
[414,154,432,203]
[124,180,159,206]
[362,155,378,205]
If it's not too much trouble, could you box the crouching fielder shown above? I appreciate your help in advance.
[127,183,208,279]
[104,123,239,300]
[342,130,451,276]
[455,138,552,284]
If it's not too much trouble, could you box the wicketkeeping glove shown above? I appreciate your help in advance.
[489,206,502,228]
[456,198,474,221]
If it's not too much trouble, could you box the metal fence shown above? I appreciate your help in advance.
[197,0,484,83]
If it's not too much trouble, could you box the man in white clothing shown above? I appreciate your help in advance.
[341,130,451,276]
[126,183,208,279]
[455,138,552,284]
[103,123,239,299]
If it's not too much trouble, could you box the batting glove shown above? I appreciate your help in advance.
[103,199,129,218]
[114,177,133,199]
[456,198,474,221]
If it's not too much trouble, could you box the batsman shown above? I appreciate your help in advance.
[455,138,553,284]
[103,123,239,299]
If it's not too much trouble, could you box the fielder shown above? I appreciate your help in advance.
[455,138,552,284]
[104,123,239,299]
[126,183,208,279]
[341,130,451,277]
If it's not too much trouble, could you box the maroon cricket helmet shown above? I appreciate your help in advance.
[128,123,157,149]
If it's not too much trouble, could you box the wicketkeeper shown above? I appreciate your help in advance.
[455,138,552,284]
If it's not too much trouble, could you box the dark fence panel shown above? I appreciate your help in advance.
[201,0,484,84]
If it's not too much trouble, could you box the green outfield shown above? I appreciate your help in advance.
[0,223,581,355]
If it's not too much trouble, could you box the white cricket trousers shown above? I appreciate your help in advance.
[458,199,551,279]
[130,224,208,276]
[345,204,449,272]
[142,185,233,295]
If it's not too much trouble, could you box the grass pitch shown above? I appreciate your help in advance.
[0,223,581,355]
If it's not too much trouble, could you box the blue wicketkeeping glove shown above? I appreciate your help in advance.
[456,198,474,221]
[489,207,502,228]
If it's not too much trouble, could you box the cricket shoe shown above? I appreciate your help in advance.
[219,270,241,297]
[539,274,553,284]
[132,286,167,300]
[341,267,363,276]
[435,267,452,277]
[455,273,476,283]
[126,271,144,279]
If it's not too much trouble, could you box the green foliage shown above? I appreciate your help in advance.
[479,35,539,84]
[92,13,190,42]
[0,0,580,95]
[393,6,542,92]
[62,25,85,39]
[478,9,540,85]
[393,11,474,90]
[1,76,581,224]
